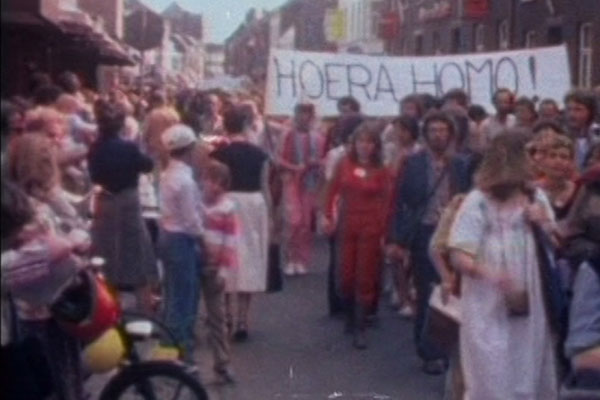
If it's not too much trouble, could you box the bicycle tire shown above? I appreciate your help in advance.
[98,361,209,400]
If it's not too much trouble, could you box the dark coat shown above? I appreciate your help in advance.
[391,150,471,247]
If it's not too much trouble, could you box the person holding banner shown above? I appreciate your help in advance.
[279,104,325,276]
[480,88,516,147]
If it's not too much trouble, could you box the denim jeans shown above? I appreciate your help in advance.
[411,224,446,362]
[160,231,203,362]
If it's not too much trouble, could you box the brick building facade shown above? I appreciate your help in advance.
[379,0,599,88]
[224,0,337,83]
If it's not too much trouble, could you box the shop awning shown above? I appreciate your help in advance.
[47,6,134,66]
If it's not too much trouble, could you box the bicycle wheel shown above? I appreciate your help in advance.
[99,361,209,400]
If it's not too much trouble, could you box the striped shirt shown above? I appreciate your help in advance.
[203,195,239,269]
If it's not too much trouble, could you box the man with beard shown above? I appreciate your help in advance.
[564,89,600,170]
[480,88,516,146]
[389,111,470,375]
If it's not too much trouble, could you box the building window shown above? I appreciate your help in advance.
[498,20,509,50]
[354,3,360,40]
[452,27,462,53]
[547,26,563,45]
[415,33,423,55]
[525,30,537,48]
[433,31,443,54]
[403,37,411,55]
[362,1,370,39]
[579,22,593,88]
[370,5,379,37]
[357,2,363,39]
[474,24,485,52]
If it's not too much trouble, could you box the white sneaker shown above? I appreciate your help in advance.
[397,304,414,319]
[283,263,296,276]
[295,263,307,275]
[389,290,400,308]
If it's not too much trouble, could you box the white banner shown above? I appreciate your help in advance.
[265,45,571,116]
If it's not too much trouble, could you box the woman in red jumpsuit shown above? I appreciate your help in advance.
[323,121,393,349]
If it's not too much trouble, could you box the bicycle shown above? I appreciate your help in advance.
[50,258,209,400]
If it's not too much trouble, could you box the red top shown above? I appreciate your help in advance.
[325,157,393,232]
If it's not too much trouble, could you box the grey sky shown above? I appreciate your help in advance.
[144,0,288,44]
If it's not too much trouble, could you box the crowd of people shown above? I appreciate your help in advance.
[0,68,599,400]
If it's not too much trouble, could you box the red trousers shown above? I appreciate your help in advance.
[283,182,316,266]
[337,216,384,310]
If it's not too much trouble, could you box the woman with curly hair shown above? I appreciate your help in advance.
[7,133,86,235]
[448,131,558,399]
[23,106,90,193]
[5,133,87,400]
[535,134,578,220]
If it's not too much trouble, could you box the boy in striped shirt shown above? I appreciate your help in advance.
[201,160,239,384]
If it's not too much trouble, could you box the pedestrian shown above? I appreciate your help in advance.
[559,160,600,272]
[399,94,424,120]
[480,88,516,145]
[1,179,56,400]
[322,114,365,316]
[528,121,565,179]
[5,134,88,400]
[158,123,205,368]
[386,115,423,176]
[197,93,225,136]
[279,103,325,276]
[23,106,87,168]
[200,160,238,383]
[384,115,422,317]
[88,100,158,315]
[323,121,393,349]
[210,106,269,342]
[141,97,180,170]
[515,96,539,129]
[54,94,96,146]
[429,194,466,400]
[535,134,578,220]
[538,98,561,122]
[563,256,600,391]
[238,99,264,146]
[564,89,600,170]
[390,111,470,374]
[448,131,559,399]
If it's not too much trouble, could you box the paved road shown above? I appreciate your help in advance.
[87,237,444,399]
[197,238,445,400]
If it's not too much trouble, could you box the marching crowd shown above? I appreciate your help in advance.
[0,69,599,400]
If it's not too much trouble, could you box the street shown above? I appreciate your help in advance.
[197,238,445,400]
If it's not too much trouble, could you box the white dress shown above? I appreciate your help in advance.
[226,192,269,293]
[448,189,558,400]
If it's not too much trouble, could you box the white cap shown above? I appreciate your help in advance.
[161,124,196,151]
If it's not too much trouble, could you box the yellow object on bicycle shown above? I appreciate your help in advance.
[82,328,125,373]
[150,345,180,361]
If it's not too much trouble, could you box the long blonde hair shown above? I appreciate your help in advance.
[8,133,60,199]
[143,106,180,168]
